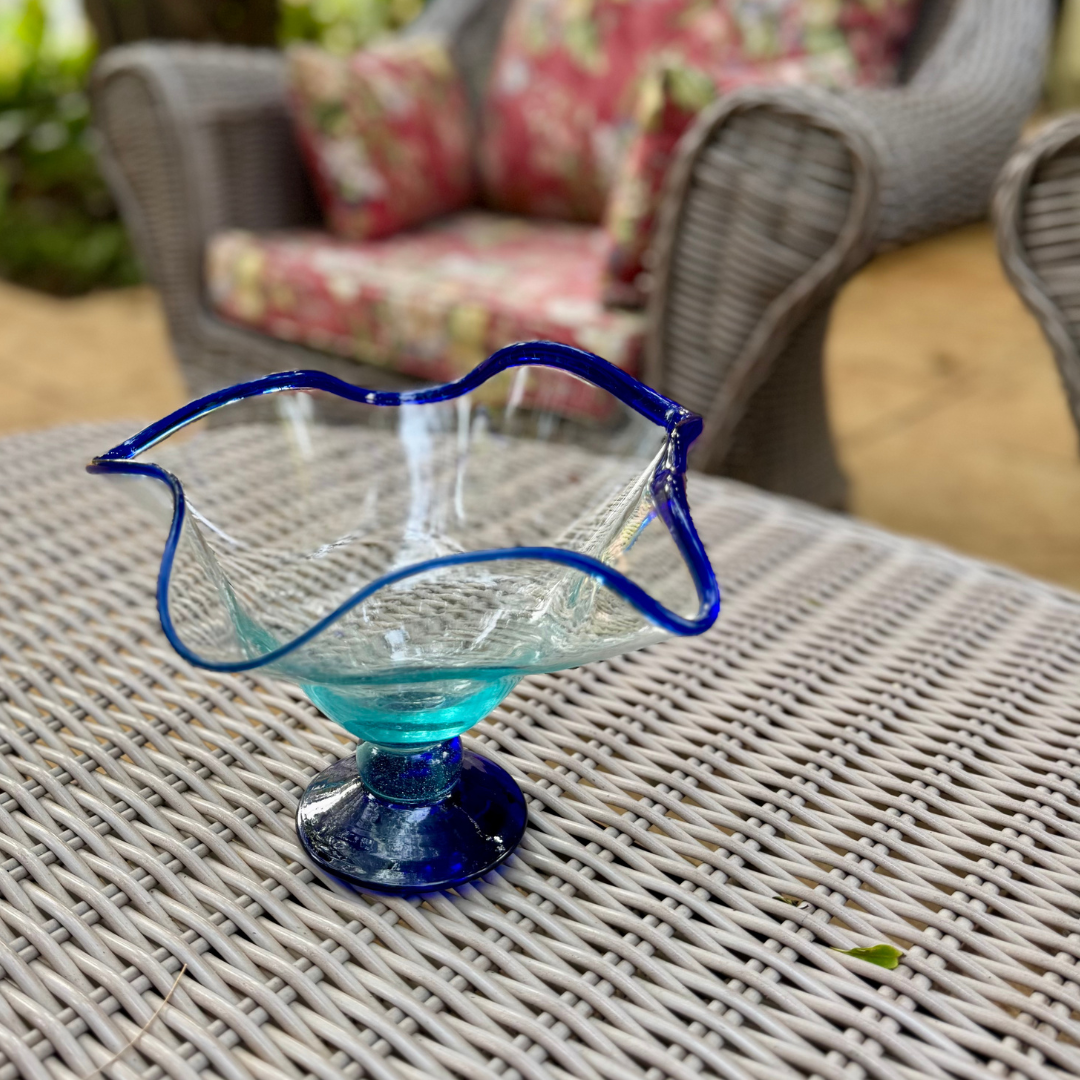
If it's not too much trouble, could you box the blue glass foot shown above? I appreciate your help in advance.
[296,747,528,895]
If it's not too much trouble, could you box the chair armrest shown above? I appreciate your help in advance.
[839,0,1052,248]
[994,115,1080,446]
[90,43,320,348]
[645,0,1051,479]
[645,87,880,476]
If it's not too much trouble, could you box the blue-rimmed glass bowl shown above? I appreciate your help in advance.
[89,342,720,895]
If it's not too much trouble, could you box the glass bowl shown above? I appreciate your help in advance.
[89,342,720,895]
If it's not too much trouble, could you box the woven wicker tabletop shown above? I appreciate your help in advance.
[1,422,1079,1080]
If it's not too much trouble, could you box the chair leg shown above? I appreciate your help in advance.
[704,301,848,510]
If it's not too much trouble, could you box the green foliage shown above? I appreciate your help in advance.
[0,0,139,295]
[279,0,425,53]
[832,944,905,970]
[0,0,429,296]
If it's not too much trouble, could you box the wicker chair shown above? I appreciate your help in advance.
[91,0,1050,509]
[995,113,1080,451]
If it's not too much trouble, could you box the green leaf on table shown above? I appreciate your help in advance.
[832,944,904,970]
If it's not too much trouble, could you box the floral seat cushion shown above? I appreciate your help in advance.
[206,213,646,415]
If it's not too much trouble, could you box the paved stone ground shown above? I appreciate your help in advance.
[0,282,183,434]
[2,219,1078,589]
[830,222,1080,590]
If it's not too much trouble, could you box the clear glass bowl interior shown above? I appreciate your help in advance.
[112,365,703,693]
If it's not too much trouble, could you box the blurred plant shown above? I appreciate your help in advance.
[0,0,428,296]
[83,0,277,49]
[0,0,139,295]
[279,0,425,53]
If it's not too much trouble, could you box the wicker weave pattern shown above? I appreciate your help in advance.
[994,113,1080,452]
[2,422,1079,1079]
[89,0,1052,509]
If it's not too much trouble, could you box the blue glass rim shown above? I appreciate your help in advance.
[87,341,721,674]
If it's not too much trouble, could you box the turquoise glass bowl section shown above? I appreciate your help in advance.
[88,341,720,895]
[302,674,521,745]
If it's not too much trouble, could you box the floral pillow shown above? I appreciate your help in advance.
[288,38,476,241]
[478,0,645,223]
[600,60,718,308]
[600,1,924,307]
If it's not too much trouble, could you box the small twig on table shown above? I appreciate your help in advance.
[84,964,188,1079]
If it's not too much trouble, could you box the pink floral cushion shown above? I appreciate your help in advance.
[600,0,923,306]
[479,0,922,226]
[206,212,645,417]
[601,61,719,308]
[287,38,476,241]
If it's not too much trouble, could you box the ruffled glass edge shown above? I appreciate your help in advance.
[87,341,721,673]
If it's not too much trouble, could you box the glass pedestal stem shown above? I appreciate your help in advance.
[296,723,527,895]
[355,738,463,804]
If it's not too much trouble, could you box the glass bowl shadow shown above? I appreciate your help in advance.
[89,341,720,895]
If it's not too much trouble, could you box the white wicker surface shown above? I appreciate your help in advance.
[1,422,1080,1080]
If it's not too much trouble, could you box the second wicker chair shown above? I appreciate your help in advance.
[995,113,1080,454]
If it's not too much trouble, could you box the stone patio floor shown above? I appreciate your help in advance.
[3,219,1078,590]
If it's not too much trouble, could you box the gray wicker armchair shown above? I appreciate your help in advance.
[91,0,1050,508]
[995,113,1080,450]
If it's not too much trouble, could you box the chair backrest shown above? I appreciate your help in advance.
[896,0,961,83]
[405,0,514,117]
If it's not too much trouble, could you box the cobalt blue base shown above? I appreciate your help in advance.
[296,750,528,895]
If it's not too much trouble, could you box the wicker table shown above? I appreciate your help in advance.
[1,422,1079,1080]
